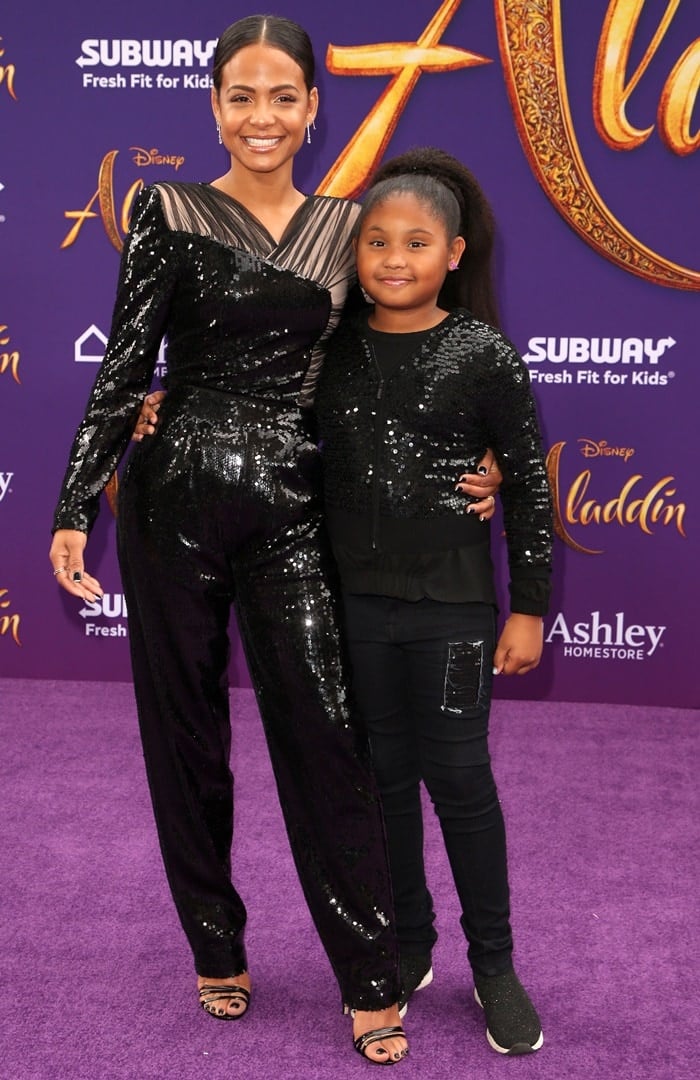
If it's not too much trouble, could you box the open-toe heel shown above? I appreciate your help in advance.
[353,1025,408,1065]
[198,981,251,1020]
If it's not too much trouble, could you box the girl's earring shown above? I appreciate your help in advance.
[216,121,222,145]
[306,118,316,145]
[449,259,459,271]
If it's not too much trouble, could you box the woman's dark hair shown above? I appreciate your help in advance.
[361,147,500,328]
[213,14,315,91]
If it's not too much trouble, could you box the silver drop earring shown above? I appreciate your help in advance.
[306,119,316,145]
[216,121,222,145]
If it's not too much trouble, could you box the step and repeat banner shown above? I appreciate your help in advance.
[1,1,698,706]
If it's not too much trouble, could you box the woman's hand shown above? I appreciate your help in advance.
[132,390,166,441]
[49,529,103,601]
[493,614,543,675]
[455,449,503,521]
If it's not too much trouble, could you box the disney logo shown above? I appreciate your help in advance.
[130,147,185,171]
[578,439,635,463]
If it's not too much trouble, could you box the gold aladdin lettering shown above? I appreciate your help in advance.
[62,1,698,288]
[547,441,687,555]
[594,0,700,156]
[496,0,700,289]
[61,151,143,252]
[0,39,17,100]
[317,0,490,198]
[0,325,20,384]
[0,589,21,646]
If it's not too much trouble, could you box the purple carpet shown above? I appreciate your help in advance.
[1,678,696,1079]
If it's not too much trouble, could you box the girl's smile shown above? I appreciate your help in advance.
[355,192,465,331]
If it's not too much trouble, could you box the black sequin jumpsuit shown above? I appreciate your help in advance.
[52,182,399,1008]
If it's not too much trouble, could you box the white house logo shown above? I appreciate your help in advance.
[75,325,167,377]
[0,472,13,501]
[79,593,128,638]
[75,325,107,363]
[525,336,676,388]
[547,611,666,661]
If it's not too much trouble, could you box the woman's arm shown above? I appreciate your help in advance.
[52,186,178,535]
[49,529,103,602]
[456,449,502,520]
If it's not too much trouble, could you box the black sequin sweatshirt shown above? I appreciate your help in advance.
[314,310,553,615]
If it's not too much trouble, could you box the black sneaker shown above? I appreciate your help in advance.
[473,970,543,1054]
[398,952,433,1017]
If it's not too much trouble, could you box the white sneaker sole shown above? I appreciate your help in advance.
[474,987,544,1054]
[398,966,434,1018]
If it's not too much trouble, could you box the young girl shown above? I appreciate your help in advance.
[314,147,553,1056]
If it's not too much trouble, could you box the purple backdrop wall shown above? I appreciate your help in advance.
[1,1,698,706]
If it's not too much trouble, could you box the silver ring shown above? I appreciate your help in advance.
[53,567,68,576]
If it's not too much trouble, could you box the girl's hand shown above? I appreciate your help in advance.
[493,614,544,675]
[49,529,103,602]
[455,449,503,521]
[132,390,166,441]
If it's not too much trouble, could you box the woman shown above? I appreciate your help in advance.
[50,15,415,1064]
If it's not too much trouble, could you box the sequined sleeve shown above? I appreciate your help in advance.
[52,186,178,534]
[479,335,553,614]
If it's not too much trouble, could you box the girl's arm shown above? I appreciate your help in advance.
[493,613,544,675]
[480,336,554,654]
[132,389,166,441]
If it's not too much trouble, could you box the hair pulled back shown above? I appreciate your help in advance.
[362,147,500,328]
[213,14,315,91]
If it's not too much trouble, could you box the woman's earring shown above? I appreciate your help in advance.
[449,259,459,271]
[306,118,316,145]
[216,121,222,145]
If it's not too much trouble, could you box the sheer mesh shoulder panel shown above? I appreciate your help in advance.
[154,183,360,405]
[280,199,360,406]
[156,182,273,252]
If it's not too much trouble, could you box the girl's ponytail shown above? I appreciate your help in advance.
[366,147,500,328]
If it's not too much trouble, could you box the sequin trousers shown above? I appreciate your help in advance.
[116,386,399,1008]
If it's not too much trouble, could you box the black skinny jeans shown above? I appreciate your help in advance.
[343,594,514,978]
